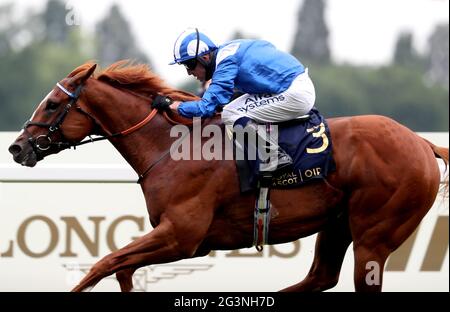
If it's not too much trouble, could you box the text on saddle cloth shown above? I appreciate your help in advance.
[233,108,336,193]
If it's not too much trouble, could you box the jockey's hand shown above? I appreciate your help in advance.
[152,95,173,110]
[170,101,181,111]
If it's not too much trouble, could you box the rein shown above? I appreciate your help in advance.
[115,86,195,126]
[23,82,159,151]
[23,81,193,183]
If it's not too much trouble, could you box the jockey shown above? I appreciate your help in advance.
[152,28,316,172]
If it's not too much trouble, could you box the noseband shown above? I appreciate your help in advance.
[22,82,84,153]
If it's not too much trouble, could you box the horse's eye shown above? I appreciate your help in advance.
[46,100,59,111]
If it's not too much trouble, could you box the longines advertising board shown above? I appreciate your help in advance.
[0,132,448,292]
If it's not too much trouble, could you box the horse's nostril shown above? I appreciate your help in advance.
[8,144,22,156]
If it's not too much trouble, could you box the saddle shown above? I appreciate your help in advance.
[233,108,336,193]
[231,108,336,248]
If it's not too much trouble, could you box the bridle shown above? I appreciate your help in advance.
[22,83,83,153]
[22,81,158,154]
[21,80,193,183]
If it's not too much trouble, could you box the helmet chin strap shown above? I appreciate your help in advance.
[191,27,217,81]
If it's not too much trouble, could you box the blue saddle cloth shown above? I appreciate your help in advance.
[234,108,335,192]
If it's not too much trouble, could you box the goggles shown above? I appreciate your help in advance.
[181,58,198,71]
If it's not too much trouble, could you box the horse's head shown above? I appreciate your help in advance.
[9,64,97,167]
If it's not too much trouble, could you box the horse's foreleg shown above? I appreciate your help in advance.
[280,213,352,292]
[71,219,191,292]
[116,267,137,292]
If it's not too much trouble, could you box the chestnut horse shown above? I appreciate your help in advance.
[8,61,448,292]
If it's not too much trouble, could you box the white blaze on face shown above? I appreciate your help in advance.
[19,89,54,136]
[30,90,53,121]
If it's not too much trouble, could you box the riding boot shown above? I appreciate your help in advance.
[247,121,293,174]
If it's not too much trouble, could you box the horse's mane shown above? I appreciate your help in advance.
[71,60,199,102]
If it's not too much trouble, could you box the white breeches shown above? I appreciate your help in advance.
[221,69,316,125]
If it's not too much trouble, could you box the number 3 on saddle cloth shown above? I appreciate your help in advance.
[232,108,335,248]
[233,108,336,194]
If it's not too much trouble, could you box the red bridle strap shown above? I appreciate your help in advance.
[120,109,158,136]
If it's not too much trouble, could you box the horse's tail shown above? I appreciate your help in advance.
[423,138,449,198]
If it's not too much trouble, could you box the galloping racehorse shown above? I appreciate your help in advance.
[8,61,448,292]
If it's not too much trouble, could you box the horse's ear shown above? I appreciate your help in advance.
[70,64,97,86]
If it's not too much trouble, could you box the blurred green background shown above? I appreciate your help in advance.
[0,0,448,131]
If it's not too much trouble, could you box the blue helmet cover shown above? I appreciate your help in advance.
[170,28,217,65]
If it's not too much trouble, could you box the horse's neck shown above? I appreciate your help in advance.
[83,79,173,175]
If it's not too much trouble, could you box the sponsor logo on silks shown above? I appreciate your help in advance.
[237,94,286,113]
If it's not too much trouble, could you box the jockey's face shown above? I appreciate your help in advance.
[185,54,210,82]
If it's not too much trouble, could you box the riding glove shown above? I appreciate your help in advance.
[152,95,173,110]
